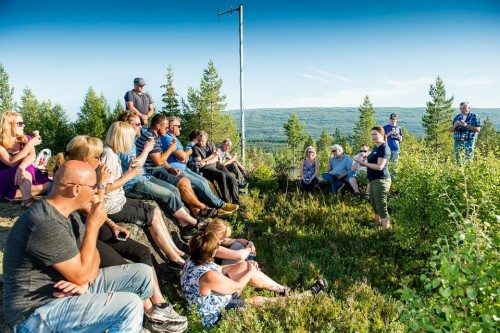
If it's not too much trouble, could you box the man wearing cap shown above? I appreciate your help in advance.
[125,77,154,128]
[321,144,353,194]
[449,101,481,163]
[383,113,403,179]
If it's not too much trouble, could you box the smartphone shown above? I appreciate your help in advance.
[116,231,127,241]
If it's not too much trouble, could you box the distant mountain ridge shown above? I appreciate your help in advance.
[227,107,499,143]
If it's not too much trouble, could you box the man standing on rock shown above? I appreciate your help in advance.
[2,161,155,332]
[125,77,155,128]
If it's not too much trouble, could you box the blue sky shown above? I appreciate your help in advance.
[1,0,499,120]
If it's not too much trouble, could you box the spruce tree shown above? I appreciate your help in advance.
[316,129,333,152]
[19,87,41,132]
[283,112,304,174]
[161,65,181,117]
[302,132,315,152]
[184,61,239,149]
[38,101,75,154]
[75,87,111,140]
[0,63,16,114]
[352,96,376,148]
[422,76,454,154]
[477,117,499,156]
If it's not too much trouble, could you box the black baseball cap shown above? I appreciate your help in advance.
[390,113,398,119]
[134,78,146,86]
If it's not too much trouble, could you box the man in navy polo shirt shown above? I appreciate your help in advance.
[383,113,403,179]
[125,77,154,128]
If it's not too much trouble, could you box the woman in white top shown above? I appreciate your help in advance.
[102,121,187,267]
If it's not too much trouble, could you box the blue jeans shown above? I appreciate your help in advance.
[15,263,153,333]
[322,173,347,194]
[454,140,475,163]
[389,150,400,179]
[126,176,183,215]
[180,168,224,208]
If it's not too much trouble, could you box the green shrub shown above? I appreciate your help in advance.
[249,162,279,193]
[400,207,500,332]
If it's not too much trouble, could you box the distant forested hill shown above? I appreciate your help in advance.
[228,107,499,147]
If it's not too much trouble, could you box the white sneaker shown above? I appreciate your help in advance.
[152,320,188,333]
[146,303,187,324]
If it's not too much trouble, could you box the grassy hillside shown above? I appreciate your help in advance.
[228,107,500,145]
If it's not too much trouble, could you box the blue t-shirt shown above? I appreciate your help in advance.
[329,154,353,176]
[160,132,186,171]
[367,143,391,181]
[118,144,151,191]
[383,124,402,152]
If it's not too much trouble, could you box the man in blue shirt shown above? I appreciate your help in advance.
[160,116,238,216]
[449,102,481,163]
[321,144,353,194]
[383,113,403,180]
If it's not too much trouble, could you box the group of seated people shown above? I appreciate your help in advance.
[300,144,370,198]
[1,110,326,332]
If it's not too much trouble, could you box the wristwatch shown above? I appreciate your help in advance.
[97,184,106,190]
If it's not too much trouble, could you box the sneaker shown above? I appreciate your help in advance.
[146,303,187,324]
[309,278,328,295]
[151,320,188,333]
[217,208,233,217]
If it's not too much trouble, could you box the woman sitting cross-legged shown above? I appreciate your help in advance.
[181,231,328,328]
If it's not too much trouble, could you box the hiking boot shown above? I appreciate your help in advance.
[151,320,188,333]
[146,303,187,324]
[309,278,328,295]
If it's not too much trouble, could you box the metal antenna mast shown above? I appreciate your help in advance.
[217,4,245,164]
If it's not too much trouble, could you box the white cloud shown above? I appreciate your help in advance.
[308,68,353,84]
[301,74,330,84]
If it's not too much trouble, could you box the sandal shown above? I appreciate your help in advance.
[309,278,328,295]
[22,197,37,208]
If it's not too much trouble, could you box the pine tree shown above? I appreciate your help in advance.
[302,132,315,152]
[477,117,499,156]
[283,112,304,174]
[422,76,454,154]
[316,129,333,152]
[352,96,376,148]
[75,87,111,140]
[0,63,16,114]
[105,99,125,129]
[184,61,239,149]
[332,128,342,144]
[19,87,42,132]
[161,65,181,117]
[37,101,75,154]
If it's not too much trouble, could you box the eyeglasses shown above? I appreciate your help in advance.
[16,121,25,127]
[331,150,337,152]
[65,183,98,190]
[173,125,182,129]
[95,152,104,161]
[307,151,314,154]
[131,122,142,127]
[359,150,367,153]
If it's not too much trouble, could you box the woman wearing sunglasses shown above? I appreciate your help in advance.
[0,111,50,207]
[300,146,319,192]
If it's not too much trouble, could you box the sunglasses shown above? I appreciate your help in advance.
[331,150,337,152]
[359,150,367,153]
[65,183,98,190]
[16,121,25,127]
[307,151,314,153]
[131,122,142,127]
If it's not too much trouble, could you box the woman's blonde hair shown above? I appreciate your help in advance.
[105,121,136,153]
[54,135,103,173]
[304,146,316,159]
[204,218,232,239]
[189,231,219,265]
[0,111,21,149]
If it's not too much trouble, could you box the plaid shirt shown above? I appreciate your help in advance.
[452,112,481,141]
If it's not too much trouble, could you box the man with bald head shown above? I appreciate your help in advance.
[3,160,153,332]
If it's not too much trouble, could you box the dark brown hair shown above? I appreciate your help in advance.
[189,232,219,265]
[371,126,387,143]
